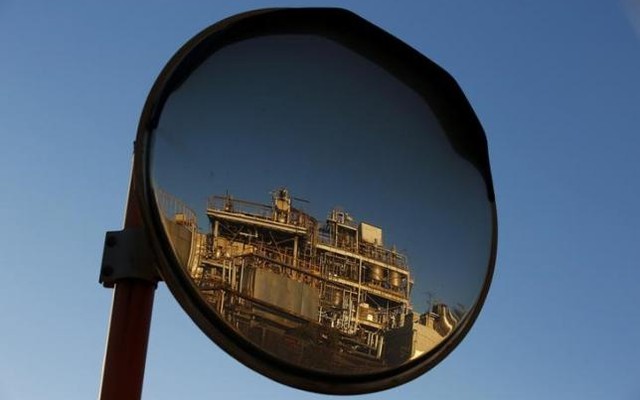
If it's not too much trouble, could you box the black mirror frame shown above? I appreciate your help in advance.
[133,7,498,394]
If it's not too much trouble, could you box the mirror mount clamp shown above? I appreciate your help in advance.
[99,229,161,288]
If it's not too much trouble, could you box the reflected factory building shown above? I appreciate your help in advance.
[158,188,459,373]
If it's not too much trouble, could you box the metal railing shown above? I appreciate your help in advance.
[315,231,408,270]
[207,195,317,230]
[155,188,198,231]
[208,195,273,219]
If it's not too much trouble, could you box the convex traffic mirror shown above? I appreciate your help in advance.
[135,8,497,394]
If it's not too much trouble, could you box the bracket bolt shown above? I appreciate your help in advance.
[106,235,117,247]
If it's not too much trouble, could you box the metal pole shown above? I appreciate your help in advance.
[99,163,156,400]
[99,280,155,400]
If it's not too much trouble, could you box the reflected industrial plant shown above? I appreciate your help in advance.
[157,188,461,373]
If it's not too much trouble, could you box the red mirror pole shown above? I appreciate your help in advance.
[99,158,156,400]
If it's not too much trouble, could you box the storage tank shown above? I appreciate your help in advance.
[359,303,373,321]
[369,265,384,283]
[389,271,402,288]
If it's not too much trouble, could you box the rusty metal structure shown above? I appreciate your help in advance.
[157,188,455,371]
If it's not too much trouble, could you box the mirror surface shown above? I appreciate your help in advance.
[150,34,493,375]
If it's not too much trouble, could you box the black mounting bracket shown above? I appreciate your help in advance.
[99,229,161,288]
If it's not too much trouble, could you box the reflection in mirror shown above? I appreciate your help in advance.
[151,34,493,375]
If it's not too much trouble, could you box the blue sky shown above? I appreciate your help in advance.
[1,1,639,399]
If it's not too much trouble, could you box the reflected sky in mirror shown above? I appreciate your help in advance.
[151,34,493,373]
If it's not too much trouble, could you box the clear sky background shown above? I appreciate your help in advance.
[1,1,639,399]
